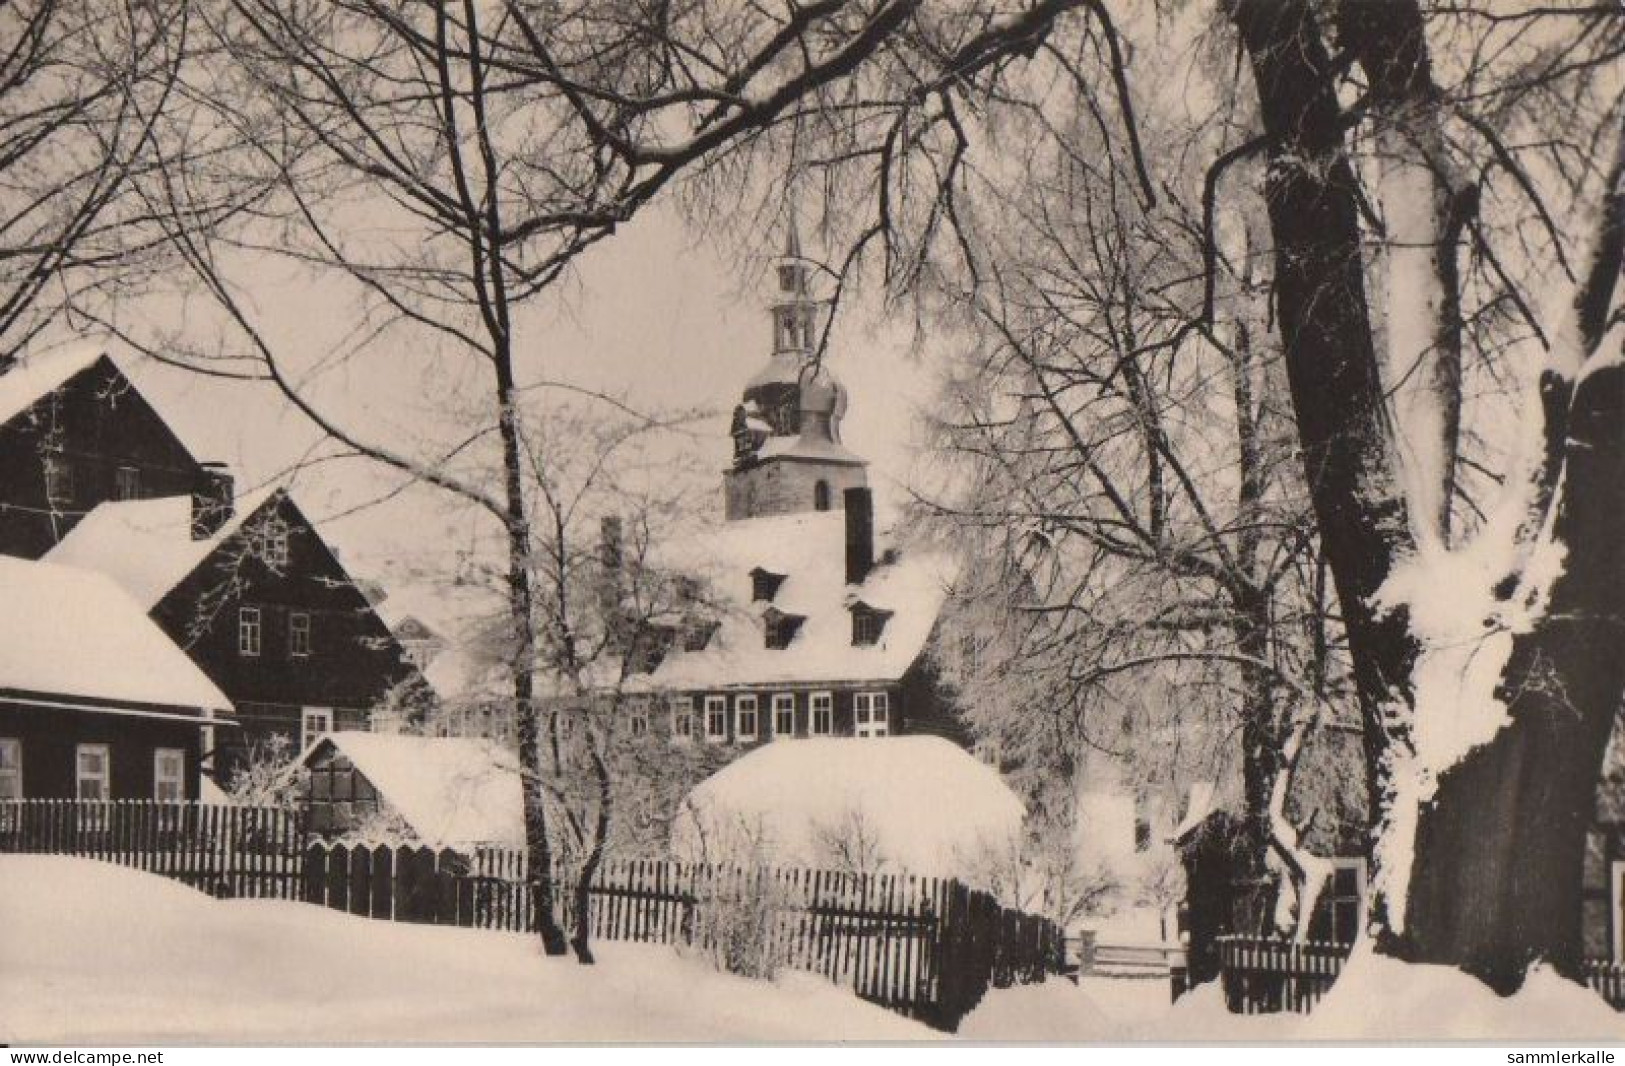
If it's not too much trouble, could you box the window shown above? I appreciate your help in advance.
[154,748,185,802]
[44,453,73,505]
[735,695,758,742]
[671,696,693,743]
[0,739,21,799]
[264,522,290,569]
[854,691,889,738]
[115,466,141,501]
[704,696,728,743]
[750,568,785,603]
[764,611,803,650]
[76,744,110,800]
[300,707,333,750]
[238,606,262,656]
[628,699,649,738]
[771,693,796,739]
[1307,859,1367,945]
[851,608,888,647]
[683,620,716,653]
[814,480,831,511]
[810,692,833,736]
[289,612,312,657]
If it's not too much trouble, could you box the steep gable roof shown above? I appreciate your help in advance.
[0,342,108,427]
[298,731,523,847]
[46,486,281,610]
[0,556,230,713]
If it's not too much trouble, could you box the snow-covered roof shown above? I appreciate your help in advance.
[672,736,1023,878]
[756,434,867,465]
[298,731,523,848]
[0,341,108,427]
[644,511,955,690]
[0,557,231,714]
[46,487,282,610]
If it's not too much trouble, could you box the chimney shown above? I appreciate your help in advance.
[190,462,234,540]
[844,486,874,586]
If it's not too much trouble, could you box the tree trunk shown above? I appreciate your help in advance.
[570,740,614,965]
[1226,0,1421,824]
[1403,358,1625,988]
[497,363,568,958]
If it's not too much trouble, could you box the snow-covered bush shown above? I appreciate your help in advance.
[225,734,304,810]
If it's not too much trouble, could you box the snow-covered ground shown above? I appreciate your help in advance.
[962,951,1625,1041]
[6,856,1621,1043]
[0,856,938,1043]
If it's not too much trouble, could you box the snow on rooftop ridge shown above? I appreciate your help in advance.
[0,341,109,427]
[46,485,283,609]
[672,736,1023,879]
[299,731,523,848]
[0,556,230,712]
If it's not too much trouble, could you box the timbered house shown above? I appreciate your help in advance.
[48,485,417,783]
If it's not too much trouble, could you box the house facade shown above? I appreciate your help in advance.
[0,557,232,801]
[0,345,210,560]
[48,486,417,783]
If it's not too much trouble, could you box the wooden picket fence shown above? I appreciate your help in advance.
[302,841,1064,1029]
[1219,935,1625,1014]
[0,798,304,899]
[0,801,1065,1031]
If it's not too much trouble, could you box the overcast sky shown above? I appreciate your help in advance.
[87,200,948,602]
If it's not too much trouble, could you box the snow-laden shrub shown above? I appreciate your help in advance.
[688,866,790,981]
[673,801,791,979]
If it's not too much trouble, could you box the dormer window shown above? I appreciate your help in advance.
[750,567,786,603]
[682,619,717,653]
[850,604,892,647]
[763,608,805,651]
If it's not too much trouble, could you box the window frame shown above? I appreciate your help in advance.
[851,609,885,647]
[76,743,111,801]
[289,611,312,657]
[771,693,795,739]
[238,605,262,657]
[671,696,694,743]
[628,698,649,738]
[703,695,728,743]
[735,694,758,743]
[854,691,890,738]
[43,451,73,506]
[809,691,834,736]
[115,465,141,501]
[153,748,186,802]
[300,707,334,750]
[0,737,21,799]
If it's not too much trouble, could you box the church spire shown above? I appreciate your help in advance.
[773,215,815,352]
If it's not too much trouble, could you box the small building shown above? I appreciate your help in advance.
[47,485,417,783]
[0,343,212,560]
[1172,726,1370,986]
[671,735,1023,878]
[295,731,522,848]
[0,556,232,800]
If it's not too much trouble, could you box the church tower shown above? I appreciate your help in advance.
[724,221,868,522]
